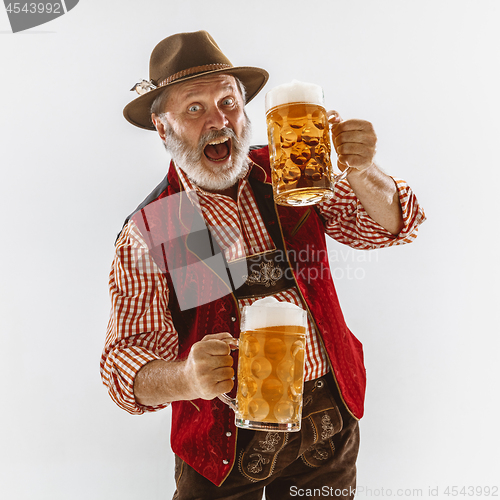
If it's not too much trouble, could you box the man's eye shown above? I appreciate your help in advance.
[222,98,235,106]
[188,104,201,112]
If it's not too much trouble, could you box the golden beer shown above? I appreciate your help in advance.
[265,81,335,206]
[217,297,308,432]
[235,325,307,432]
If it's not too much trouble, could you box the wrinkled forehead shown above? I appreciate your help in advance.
[170,74,241,102]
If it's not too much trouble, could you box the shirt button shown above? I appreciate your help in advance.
[226,431,232,437]
[231,317,237,322]
[223,459,229,465]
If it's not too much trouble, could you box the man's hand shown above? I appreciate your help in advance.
[326,110,404,235]
[182,332,236,400]
[328,110,377,172]
[134,332,238,406]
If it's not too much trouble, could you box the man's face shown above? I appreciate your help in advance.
[153,74,252,192]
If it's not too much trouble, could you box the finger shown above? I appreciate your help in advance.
[220,336,239,350]
[190,354,234,385]
[205,361,234,389]
[214,354,234,369]
[333,119,375,133]
[327,110,343,124]
[214,378,234,395]
[192,339,232,357]
[336,142,376,157]
[197,374,235,401]
[200,332,233,342]
[332,130,377,148]
[214,366,235,382]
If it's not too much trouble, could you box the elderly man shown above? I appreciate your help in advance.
[101,31,425,499]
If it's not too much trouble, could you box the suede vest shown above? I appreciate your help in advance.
[126,146,366,486]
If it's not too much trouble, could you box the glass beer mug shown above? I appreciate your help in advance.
[265,80,350,206]
[219,297,308,432]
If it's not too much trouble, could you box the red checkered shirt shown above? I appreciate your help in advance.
[101,161,425,415]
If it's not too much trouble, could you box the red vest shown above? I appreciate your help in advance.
[130,147,366,486]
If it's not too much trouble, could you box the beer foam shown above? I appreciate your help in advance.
[265,80,325,113]
[242,296,307,330]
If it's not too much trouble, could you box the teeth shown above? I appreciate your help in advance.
[207,138,229,145]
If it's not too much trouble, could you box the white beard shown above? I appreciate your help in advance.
[159,114,252,192]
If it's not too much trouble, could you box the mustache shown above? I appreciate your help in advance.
[198,127,237,150]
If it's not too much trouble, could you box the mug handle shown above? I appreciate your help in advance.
[329,111,353,183]
[217,339,240,413]
[217,337,239,412]
[332,165,352,183]
[218,393,238,412]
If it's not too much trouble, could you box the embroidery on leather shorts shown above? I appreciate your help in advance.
[302,439,335,468]
[312,444,330,461]
[247,453,270,474]
[239,432,289,481]
[254,432,281,453]
[321,413,336,440]
[245,261,283,287]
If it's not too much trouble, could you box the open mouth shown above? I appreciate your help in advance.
[203,137,231,162]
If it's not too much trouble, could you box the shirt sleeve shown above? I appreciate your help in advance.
[100,221,179,415]
[317,177,426,249]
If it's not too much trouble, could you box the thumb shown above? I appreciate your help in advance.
[327,110,343,126]
[337,159,350,172]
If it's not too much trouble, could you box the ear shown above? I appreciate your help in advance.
[151,113,167,141]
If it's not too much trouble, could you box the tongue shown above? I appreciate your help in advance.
[204,141,229,160]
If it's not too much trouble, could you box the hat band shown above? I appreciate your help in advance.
[158,63,232,86]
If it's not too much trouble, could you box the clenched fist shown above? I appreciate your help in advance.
[328,110,377,172]
[183,332,237,400]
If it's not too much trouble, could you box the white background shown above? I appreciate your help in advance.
[1,1,499,498]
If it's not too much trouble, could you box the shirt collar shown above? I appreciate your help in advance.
[174,158,263,202]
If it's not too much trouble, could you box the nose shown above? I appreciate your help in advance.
[205,104,229,130]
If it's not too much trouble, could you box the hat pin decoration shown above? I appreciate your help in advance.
[131,80,158,96]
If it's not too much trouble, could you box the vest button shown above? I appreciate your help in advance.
[231,317,237,322]
[226,431,232,437]
[223,459,229,465]
[315,379,325,389]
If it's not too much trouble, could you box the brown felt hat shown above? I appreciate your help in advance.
[123,30,269,130]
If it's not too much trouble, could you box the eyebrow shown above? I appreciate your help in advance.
[181,83,237,101]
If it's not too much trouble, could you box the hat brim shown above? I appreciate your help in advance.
[123,66,269,131]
